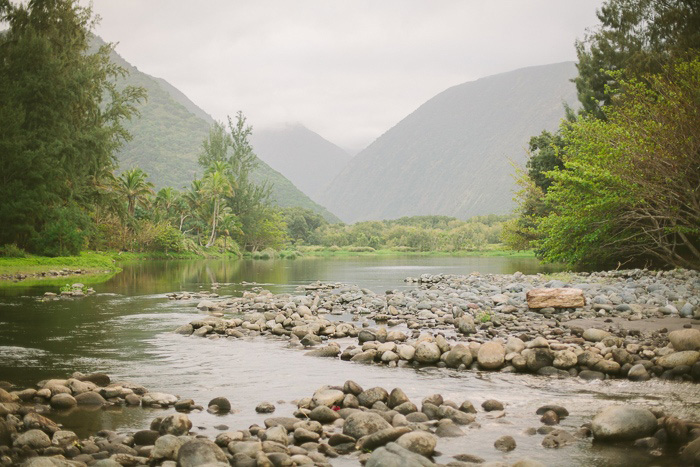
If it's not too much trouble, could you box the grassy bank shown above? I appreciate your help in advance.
[0,251,119,277]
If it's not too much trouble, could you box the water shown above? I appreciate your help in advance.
[0,256,698,465]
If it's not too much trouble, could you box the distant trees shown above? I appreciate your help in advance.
[0,0,145,253]
[115,168,155,217]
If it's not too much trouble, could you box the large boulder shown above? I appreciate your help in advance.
[669,329,700,351]
[526,288,584,309]
[311,387,345,408]
[177,439,228,467]
[142,392,178,407]
[477,341,505,370]
[414,342,441,364]
[75,391,107,406]
[14,429,51,449]
[591,405,657,441]
[343,411,392,440]
[366,442,436,467]
[444,344,473,368]
[656,351,700,368]
[159,414,192,436]
[396,431,437,457]
[50,393,77,410]
[151,434,186,461]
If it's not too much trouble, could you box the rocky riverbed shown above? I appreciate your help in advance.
[2,373,699,466]
[174,269,700,384]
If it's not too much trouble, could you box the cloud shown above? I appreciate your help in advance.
[88,0,603,153]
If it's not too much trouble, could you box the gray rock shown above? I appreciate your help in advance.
[680,437,700,465]
[669,329,700,351]
[358,387,389,407]
[152,435,186,461]
[591,405,657,441]
[414,341,441,364]
[51,430,78,448]
[582,328,611,342]
[142,392,178,407]
[657,351,700,368]
[255,402,275,414]
[482,399,504,412]
[444,344,473,368]
[14,429,51,449]
[50,393,77,409]
[494,435,516,452]
[477,341,505,370]
[542,429,576,448]
[388,388,410,408]
[208,397,231,413]
[159,414,192,436]
[177,439,228,467]
[312,387,345,407]
[395,431,437,457]
[342,411,392,439]
[74,391,106,406]
[366,442,435,466]
[309,405,340,424]
[356,427,412,451]
[627,364,650,381]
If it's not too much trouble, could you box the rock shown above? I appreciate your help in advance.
[51,430,78,447]
[455,316,476,335]
[536,405,569,417]
[159,414,192,436]
[262,425,288,445]
[591,405,657,441]
[255,402,275,414]
[494,435,516,452]
[506,337,526,354]
[526,348,554,372]
[151,435,185,461]
[0,418,11,447]
[23,412,60,434]
[582,328,612,342]
[444,344,473,368]
[669,329,700,351]
[627,364,650,382]
[133,430,160,446]
[0,388,19,403]
[306,345,340,358]
[366,442,435,467]
[526,288,584,309]
[50,393,77,409]
[388,388,410,408]
[142,392,177,407]
[14,429,51,449]
[78,372,111,387]
[359,387,389,408]
[459,400,477,413]
[553,350,578,369]
[395,431,437,457]
[343,411,392,440]
[542,429,576,448]
[578,370,605,380]
[453,453,485,463]
[311,387,345,408]
[75,391,107,406]
[309,405,340,424]
[477,341,505,370]
[344,380,363,395]
[264,417,299,432]
[293,427,320,443]
[356,427,412,451]
[657,351,700,368]
[414,342,441,364]
[540,410,559,425]
[208,397,231,413]
[680,437,700,465]
[482,399,504,412]
[397,345,416,361]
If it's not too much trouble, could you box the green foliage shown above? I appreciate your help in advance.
[0,244,27,258]
[537,59,700,269]
[477,312,492,323]
[575,0,700,119]
[32,206,90,257]
[0,0,145,251]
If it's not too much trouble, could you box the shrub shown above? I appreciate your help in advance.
[0,243,27,257]
[33,206,89,257]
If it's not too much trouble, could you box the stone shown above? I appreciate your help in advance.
[414,341,441,364]
[591,405,657,441]
[506,337,526,354]
[75,391,106,406]
[14,429,51,449]
[342,411,392,440]
[477,341,505,370]
[23,412,60,434]
[526,348,554,372]
[526,288,584,309]
[262,425,288,445]
[435,419,464,437]
[669,329,700,351]
[208,397,231,413]
[540,410,559,425]
[582,328,611,342]
[141,392,177,407]
[151,435,186,461]
[494,435,516,452]
[395,431,437,457]
[627,364,650,381]
[388,388,410,408]
[78,372,111,387]
[366,442,435,467]
[293,427,320,444]
[482,399,504,412]
[358,387,389,408]
[680,437,700,465]
[343,380,363,395]
[657,351,700,368]
[356,427,412,451]
[536,405,569,417]
[553,350,578,369]
[444,344,473,368]
[159,414,192,436]
[309,405,340,424]
[542,429,576,448]
[311,387,345,408]
[51,430,78,447]
[50,393,77,409]
[133,430,159,446]
[255,402,275,414]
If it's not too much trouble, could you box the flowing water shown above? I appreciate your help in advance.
[1,256,698,466]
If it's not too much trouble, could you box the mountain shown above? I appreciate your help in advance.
[318,62,579,223]
[250,124,351,202]
[93,37,340,222]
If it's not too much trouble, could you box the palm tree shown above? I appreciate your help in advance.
[202,161,234,247]
[116,168,155,217]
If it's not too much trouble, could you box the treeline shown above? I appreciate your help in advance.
[505,0,700,270]
[282,211,507,252]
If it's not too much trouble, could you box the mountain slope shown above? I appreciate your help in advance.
[250,124,351,201]
[318,62,579,223]
[94,37,339,222]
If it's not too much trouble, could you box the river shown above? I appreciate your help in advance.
[0,256,697,466]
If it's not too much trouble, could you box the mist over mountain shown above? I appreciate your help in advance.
[319,62,579,223]
[94,37,339,222]
[250,124,351,202]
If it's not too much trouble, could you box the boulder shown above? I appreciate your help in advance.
[356,427,412,451]
[50,393,77,410]
[414,342,441,364]
[311,387,345,408]
[444,344,473,368]
[14,429,51,449]
[680,437,700,465]
[159,414,192,436]
[151,434,185,461]
[494,435,516,452]
[366,442,435,466]
[343,411,392,440]
[656,351,700,369]
[388,388,410,408]
[591,405,657,441]
[582,328,611,342]
[669,329,700,351]
[395,431,437,457]
[526,288,584,309]
[75,391,107,406]
[477,341,505,370]
[142,392,177,407]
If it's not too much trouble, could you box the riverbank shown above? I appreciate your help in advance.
[291,245,535,258]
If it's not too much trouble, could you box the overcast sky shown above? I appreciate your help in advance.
[87,0,604,154]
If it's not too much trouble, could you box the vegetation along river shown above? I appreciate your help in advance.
[1,257,698,466]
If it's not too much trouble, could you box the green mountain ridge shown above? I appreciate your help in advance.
[94,37,340,222]
[319,62,579,223]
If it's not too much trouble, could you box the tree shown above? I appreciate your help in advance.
[575,0,700,118]
[537,59,700,269]
[202,161,234,247]
[115,168,155,217]
[0,0,145,250]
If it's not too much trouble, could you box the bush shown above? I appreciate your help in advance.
[346,246,375,252]
[33,206,89,257]
[0,243,27,257]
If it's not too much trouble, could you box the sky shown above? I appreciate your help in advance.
[87,0,604,154]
